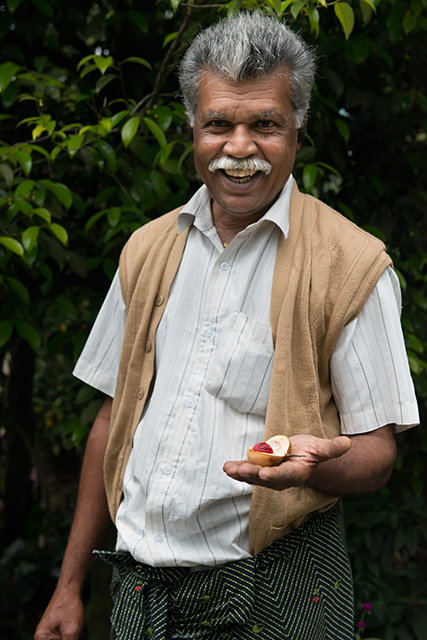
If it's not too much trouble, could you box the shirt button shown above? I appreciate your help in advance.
[164,465,173,475]
[186,398,195,408]
[145,340,152,352]
[220,262,229,271]
[155,534,164,543]
[205,328,214,338]
[154,294,164,306]
[137,388,145,400]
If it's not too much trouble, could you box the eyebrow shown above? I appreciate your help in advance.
[203,110,227,120]
[201,109,283,121]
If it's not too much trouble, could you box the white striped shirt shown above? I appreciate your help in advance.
[73,178,418,568]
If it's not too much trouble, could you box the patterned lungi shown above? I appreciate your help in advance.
[95,503,353,640]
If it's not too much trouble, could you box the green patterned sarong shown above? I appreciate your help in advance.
[95,503,353,640]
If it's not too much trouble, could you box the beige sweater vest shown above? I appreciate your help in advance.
[104,183,392,556]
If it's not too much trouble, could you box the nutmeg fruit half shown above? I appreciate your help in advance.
[247,435,292,467]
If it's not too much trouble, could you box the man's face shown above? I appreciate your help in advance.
[192,68,301,223]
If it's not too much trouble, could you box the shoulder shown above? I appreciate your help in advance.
[294,188,386,254]
[119,204,185,303]
[123,205,185,255]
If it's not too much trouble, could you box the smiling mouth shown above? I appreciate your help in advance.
[222,169,259,183]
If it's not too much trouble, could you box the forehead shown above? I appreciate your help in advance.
[196,68,294,120]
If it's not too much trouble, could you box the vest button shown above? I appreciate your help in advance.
[137,388,145,400]
[145,340,152,352]
[154,294,164,306]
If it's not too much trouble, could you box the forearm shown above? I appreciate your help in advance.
[56,396,113,595]
[305,425,397,495]
[224,424,397,495]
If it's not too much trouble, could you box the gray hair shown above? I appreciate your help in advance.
[178,13,316,130]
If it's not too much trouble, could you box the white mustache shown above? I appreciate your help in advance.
[208,156,272,175]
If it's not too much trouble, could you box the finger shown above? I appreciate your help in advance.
[258,462,307,487]
[322,436,352,460]
[223,460,261,482]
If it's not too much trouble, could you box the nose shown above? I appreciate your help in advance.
[223,125,257,158]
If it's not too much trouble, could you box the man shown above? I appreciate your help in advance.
[35,13,418,640]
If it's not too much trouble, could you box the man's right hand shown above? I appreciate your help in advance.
[34,397,113,640]
[34,589,84,640]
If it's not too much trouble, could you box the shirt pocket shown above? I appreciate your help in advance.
[205,310,274,416]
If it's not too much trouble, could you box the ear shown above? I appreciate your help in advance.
[186,120,194,143]
[297,114,308,144]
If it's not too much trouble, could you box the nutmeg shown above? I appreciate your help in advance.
[247,435,292,467]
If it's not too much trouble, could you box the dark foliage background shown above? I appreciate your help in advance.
[0,1,426,639]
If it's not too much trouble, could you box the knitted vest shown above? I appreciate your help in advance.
[104,183,392,556]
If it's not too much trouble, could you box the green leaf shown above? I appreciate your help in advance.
[335,3,355,40]
[85,209,107,233]
[80,64,97,79]
[156,107,173,132]
[22,226,39,252]
[290,0,306,20]
[48,223,68,245]
[65,134,84,150]
[308,7,320,36]
[39,180,72,210]
[0,320,13,347]
[99,118,112,132]
[303,163,318,191]
[266,0,281,14]
[16,321,41,352]
[403,13,417,34]
[6,0,23,12]
[121,117,140,148]
[14,198,33,215]
[121,57,152,70]
[171,0,182,12]
[150,170,168,199]
[32,124,46,140]
[359,0,373,26]
[163,32,179,48]
[127,11,149,33]
[15,179,35,198]
[111,110,130,127]
[30,0,53,18]
[107,207,121,227]
[77,54,96,72]
[16,150,32,176]
[0,236,24,256]
[0,163,14,186]
[143,117,167,148]
[96,74,118,93]
[0,62,21,92]
[31,144,50,160]
[94,139,118,173]
[360,0,376,12]
[362,224,386,242]
[7,277,30,304]
[33,207,51,223]
[295,146,316,163]
[94,56,114,75]
[335,119,350,143]
[317,162,341,177]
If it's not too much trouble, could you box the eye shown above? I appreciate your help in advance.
[257,120,274,129]
[209,120,228,128]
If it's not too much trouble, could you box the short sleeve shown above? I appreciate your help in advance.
[73,270,126,397]
[331,266,419,435]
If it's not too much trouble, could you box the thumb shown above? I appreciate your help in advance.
[324,436,352,460]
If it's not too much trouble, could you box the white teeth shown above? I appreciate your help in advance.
[224,169,257,178]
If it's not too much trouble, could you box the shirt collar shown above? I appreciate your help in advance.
[177,175,294,239]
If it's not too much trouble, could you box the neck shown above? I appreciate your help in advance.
[211,202,266,246]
